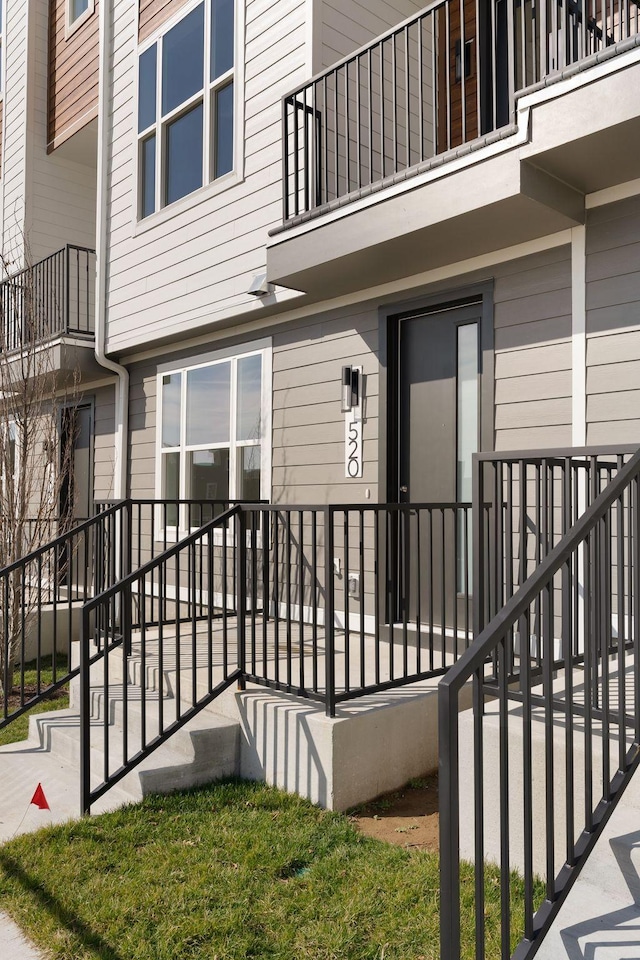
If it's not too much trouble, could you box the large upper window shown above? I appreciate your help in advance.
[157,346,269,529]
[138,0,235,219]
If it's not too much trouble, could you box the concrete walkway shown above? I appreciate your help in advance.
[0,746,85,960]
[0,913,45,960]
[0,733,131,960]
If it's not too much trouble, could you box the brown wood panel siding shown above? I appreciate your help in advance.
[139,0,192,43]
[436,0,478,152]
[48,0,100,152]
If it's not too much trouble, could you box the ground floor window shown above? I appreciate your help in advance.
[156,343,271,529]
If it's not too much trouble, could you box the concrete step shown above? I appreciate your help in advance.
[27,696,240,803]
[535,763,640,958]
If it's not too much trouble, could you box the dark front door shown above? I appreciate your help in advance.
[60,403,93,594]
[397,302,481,629]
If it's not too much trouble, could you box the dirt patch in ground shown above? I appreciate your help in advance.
[2,685,67,711]
[349,773,439,851]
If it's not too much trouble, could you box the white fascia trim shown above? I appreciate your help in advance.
[517,43,640,112]
[586,178,640,209]
[119,229,573,366]
[267,115,531,248]
[571,225,586,448]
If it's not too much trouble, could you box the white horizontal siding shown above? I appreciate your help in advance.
[2,0,29,261]
[318,0,425,68]
[105,0,307,353]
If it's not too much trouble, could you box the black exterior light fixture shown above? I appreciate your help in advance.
[341,365,360,413]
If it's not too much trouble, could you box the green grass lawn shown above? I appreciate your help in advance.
[0,655,70,747]
[0,780,536,960]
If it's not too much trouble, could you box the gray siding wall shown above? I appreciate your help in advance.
[123,243,574,506]
[129,361,157,500]
[492,246,572,451]
[93,384,117,502]
[586,196,640,447]
[272,306,379,503]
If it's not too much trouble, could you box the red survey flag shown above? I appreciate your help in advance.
[30,783,50,811]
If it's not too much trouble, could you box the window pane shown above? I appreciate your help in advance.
[165,102,203,204]
[239,446,261,501]
[162,3,204,116]
[161,373,181,447]
[140,135,156,219]
[186,363,230,445]
[187,449,229,504]
[211,0,234,80]
[138,45,157,132]
[162,451,180,526]
[236,354,261,441]
[214,82,234,178]
[72,0,89,21]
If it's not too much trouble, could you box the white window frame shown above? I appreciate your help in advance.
[136,0,242,223]
[155,340,272,538]
[66,0,94,38]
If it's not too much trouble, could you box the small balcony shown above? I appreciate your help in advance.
[0,245,96,351]
[269,0,640,295]
[0,245,99,381]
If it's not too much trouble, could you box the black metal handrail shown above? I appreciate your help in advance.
[0,499,244,732]
[80,505,243,812]
[0,245,96,352]
[78,497,481,811]
[439,446,640,959]
[0,501,125,730]
[473,445,636,638]
[281,0,640,223]
[237,502,479,716]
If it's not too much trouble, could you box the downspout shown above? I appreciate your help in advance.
[94,0,129,500]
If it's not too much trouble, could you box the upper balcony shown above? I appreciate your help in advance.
[268,0,640,296]
[0,245,101,382]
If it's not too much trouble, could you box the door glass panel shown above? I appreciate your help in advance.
[161,373,181,447]
[457,322,478,591]
[186,363,230,444]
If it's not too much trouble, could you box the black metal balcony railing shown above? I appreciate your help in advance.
[440,446,640,959]
[0,245,96,352]
[282,0,640,222]
[79,500,480,810]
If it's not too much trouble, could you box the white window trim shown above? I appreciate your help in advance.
[135,0,245,226]
[154,340,272,540]
[66,0,95,39]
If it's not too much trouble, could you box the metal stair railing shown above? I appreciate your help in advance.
[439,445,640,960]
[80,505,244,813]
[0,502,127,730]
